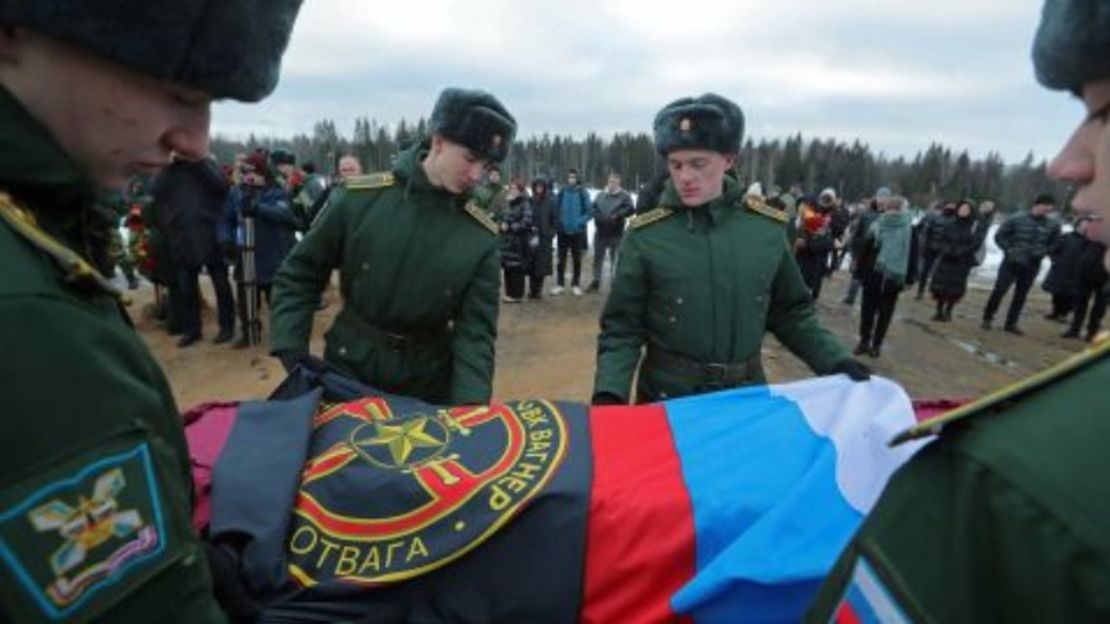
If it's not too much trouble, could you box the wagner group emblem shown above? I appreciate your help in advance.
[287,398,569,587]
[0,444,168,621]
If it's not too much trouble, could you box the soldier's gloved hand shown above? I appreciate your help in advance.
[203,540,260,622]
[831,358,872,382]
[591,392,626,406]
[275,350,309,373]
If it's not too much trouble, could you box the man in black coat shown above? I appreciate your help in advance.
[981,193,1062,334]
[151,156,236,347]
[1042,217,1091,321]
[1063,218,1109,341]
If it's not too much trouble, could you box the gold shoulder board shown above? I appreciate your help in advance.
[745,197,788,223]
[629,207,674,230]
[890,337,1110,446]
[0,191,125,302]
[344,172,395,190]
[463,200,499,235]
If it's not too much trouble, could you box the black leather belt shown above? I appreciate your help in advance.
[339,308,449,351]
[646,346,763,389]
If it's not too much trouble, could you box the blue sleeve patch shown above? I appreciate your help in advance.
[832,555,912,624]
[0,442,178,621]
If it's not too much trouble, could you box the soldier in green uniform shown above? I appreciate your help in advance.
[270,88,516,405]
[806,2,1110,620]
[593,94,867,404]
[472,164,508,219]
[0,3,300,622]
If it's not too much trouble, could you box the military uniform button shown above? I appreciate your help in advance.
[338,346,348,356]
[675,297,684,305]
[669,316,677,323]
[361,262,369,271]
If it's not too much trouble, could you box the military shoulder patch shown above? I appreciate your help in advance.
[744,197,789,223]
[0,437,181,621]
[628,207,674,230]
[286,398,569,587]
[0,191,125,302]
[832,555,914,624]
[344,172,396,191]
[463,200,499,235]
[891,337,1110,445]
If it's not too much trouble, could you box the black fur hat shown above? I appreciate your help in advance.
[653,93,744,156]
[0,0,302,102]
[429,87,517,163]
[1033,0,1110,92]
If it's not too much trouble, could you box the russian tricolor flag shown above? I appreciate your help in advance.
[186,373,928,623]
[582,376,925,623]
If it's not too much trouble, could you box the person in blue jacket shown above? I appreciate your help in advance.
[552,168,592,296]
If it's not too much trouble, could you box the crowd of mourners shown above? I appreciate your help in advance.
[110,148,1106,359]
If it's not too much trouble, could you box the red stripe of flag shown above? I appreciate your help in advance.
[580,404,695,624]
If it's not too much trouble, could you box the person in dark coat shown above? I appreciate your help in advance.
[151,156,235,347]
[981,193,1061,333]
[915,201,957,299]
[528,177,558,299]
[853,196,917,357]
[843,193,885,305]
[496,179,534,303]
[225,151,299,348]
[1042,217,1091,321]
[930,200,994,321]
[794,195,836,301]
[635,168,670,214]
[1063,218,1109,341]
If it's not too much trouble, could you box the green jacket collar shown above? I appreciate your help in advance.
[392,140,466,206]
[0,86,88,192]
[659,175,743,224]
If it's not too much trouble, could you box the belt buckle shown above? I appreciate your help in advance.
[385,332,410,350]
[703,362,730,381]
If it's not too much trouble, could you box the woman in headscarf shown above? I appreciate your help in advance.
[854,195,916,357]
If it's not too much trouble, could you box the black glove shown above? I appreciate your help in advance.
[275,350,308,373]
[831,358,872,382]
[240,188,260,218]
[202,541,260,623]
[591,392,626,406]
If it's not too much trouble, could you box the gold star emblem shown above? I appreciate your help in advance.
[679,117,692,132]
[356,417,444,467]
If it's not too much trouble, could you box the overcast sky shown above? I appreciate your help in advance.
[212,0,1082,164]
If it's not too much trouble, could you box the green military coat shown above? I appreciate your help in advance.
[806,340,1110,622]
[471,180,507,218]
[270,142,501,405]
[594,177,848,403]
[0,89,225,623]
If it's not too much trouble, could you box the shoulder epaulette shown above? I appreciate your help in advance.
[463,200,499,235]
[344,171,395,191]
[890,337,1110,446]
[629,207,674,230]
[744,197,788,223]
[0,191,125,302]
